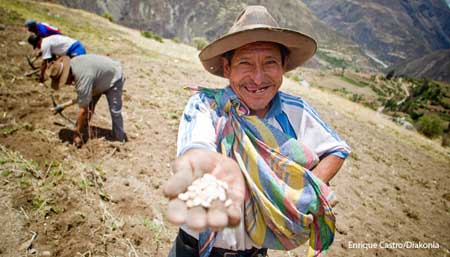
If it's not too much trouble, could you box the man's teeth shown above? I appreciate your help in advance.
[247,87,267,93]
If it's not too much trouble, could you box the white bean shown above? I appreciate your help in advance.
[176,174,231,209]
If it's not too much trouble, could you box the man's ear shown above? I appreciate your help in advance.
[222,57,231,78]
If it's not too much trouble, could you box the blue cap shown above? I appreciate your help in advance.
[24,19,36,28]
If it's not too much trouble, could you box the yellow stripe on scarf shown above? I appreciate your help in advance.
[246,116,279,149]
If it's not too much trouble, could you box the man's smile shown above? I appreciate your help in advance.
[243,85,271,94]
[241,81,273,95]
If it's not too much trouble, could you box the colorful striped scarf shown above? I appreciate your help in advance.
[195,87,336,257]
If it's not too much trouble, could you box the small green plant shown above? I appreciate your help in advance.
[169,112,179,120]
[415,113,444,138]
[32,194,47,212]
[2,126,19,135]
[316,50,350,68]
[143,217,164,249]
[79,178,91,190]
[340,75,368,88]
[143,217,153,229]
[1,170,12,177]
[350,152,359,161]
[333,87,350,96]
[19,176,31,188]
[102,12,114,22]
[141,31,163,43]
[291,74,300,82]
[350,93,363,103]
[363,101,378,111]
[2,123,33,135]
[192,37,208,50]
[23,123,33,130]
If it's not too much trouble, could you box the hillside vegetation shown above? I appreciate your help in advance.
[0,1,449,257]
[288,66,450,142]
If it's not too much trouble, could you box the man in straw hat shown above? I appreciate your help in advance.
[164,5,350,257]
[47,54,126,147]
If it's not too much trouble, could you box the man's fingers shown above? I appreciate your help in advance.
[186,206,207,231]
[163,158,194,198]
[167,199,187,225]
[165,150,246,230]
[226,204,241,227]
[207,200,228,231]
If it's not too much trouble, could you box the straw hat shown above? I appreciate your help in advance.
[46,56,71,90]
[199,5,317,77]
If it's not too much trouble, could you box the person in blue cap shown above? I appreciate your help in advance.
[24,20,61,38]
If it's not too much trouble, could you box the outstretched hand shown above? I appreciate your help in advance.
[163,149,246,232]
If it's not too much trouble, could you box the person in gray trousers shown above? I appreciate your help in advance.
[46,54,126,147]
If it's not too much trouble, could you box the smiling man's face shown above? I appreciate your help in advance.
[223,42,285,118]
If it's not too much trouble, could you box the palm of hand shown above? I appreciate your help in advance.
[163,149,245,231]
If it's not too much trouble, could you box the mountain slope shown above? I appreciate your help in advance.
[57,0,350,47]
[387,49,450,83]
[302,0,450,66]
[56,0,370,66]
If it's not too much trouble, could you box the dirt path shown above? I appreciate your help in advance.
[0,1,449,257]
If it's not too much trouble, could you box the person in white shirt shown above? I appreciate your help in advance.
[27,34,86,83]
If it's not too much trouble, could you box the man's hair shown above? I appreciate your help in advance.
[27,34,40,49]
[222,43,290,66]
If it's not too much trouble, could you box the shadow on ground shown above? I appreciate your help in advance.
[58,126,124,145]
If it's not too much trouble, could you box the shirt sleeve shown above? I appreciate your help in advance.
[40,39,52,60]
[75,73,95,107]
[299,101,351,159]
[177,93,218,156]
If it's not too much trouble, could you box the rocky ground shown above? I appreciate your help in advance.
[0,1,449,257]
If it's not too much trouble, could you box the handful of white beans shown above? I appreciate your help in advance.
[178,173,233,208]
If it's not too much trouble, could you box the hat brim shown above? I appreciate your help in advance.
[51,57,70,90]
[199,27,317,77]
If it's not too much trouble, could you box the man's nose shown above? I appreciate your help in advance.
[251,63,265,85]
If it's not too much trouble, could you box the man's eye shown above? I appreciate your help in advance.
[266,60,278,65]
[238,61,250,65]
